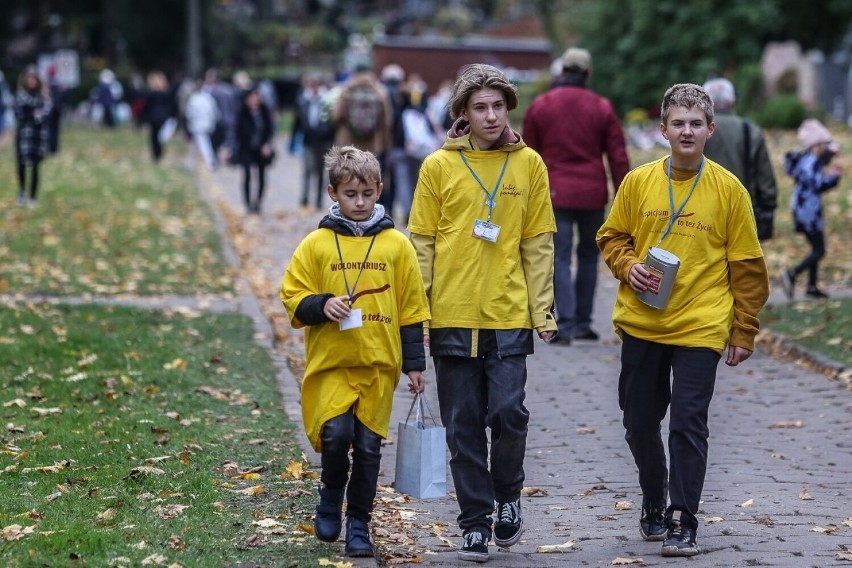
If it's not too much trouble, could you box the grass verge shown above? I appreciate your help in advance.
[0,126,232,296]
[0,301,336,566]
[759,297,852,368]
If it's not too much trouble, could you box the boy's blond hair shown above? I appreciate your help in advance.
[324,146,382,190]
[660,83,714,125]
[448,63,519,119]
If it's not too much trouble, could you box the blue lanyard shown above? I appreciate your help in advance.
[658,158,704,246]
[334,233,377,306]
[459,151,509,222]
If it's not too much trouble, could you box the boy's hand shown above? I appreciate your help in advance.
[628,262,650,292]
[323,295,351,322]
[539,330,556,342]
[406,370,425,394]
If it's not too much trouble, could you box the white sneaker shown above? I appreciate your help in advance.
[16,194,25,206]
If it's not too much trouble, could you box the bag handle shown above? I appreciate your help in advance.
[404,392,440,429]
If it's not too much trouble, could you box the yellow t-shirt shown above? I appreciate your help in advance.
[280,227,430,450]
[597,157,763,351]
[408,142,555,329]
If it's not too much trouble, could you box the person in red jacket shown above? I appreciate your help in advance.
[523,47,629,344]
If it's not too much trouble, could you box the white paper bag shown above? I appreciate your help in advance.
[394,393,446,499]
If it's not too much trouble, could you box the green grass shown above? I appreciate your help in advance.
[0,302,336,566]
[0,126,232,296]
[759,298,852,367]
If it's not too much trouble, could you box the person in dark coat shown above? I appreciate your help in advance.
[14,65,52,208]
[142,71,176,162]
[523,47,630,344]
[236,86,275,214]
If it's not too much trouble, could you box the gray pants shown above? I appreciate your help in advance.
[434,330,529,532]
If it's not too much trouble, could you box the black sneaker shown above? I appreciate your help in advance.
[573,329,600,341]
[780,269,795,300]
[805,287,829,299]
[661,522,699,557]
[493,498,523,547]
[639,498,667,541]
[458,527,490,563]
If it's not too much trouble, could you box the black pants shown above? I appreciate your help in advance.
[149,119,165,162]
[435,330,529,532]
[792,230,825,287]
[320,407,382,523]
[618,332,720,531]
[242,157,267,210]
[17,158,41,199]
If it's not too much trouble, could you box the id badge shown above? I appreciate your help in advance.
[339,308,363,331]
[472,219,501,242]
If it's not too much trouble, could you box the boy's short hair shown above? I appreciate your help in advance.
[448,63,519,119]
[661,83,714,125]
[325,146,382,190]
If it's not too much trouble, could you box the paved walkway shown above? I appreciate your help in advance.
[199,147,852,567]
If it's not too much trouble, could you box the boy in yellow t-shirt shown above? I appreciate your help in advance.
[596,84,769,558]
[408,64,557,563]
[280,146,429,558]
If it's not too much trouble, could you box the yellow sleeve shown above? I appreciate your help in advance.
[520,232,557,333]
[729,257,770,351]
[279,241,315,329]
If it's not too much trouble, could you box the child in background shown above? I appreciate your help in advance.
[280,146,430,558]
[781,118,842,299]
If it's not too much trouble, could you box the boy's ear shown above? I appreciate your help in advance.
[376,182,384,197]
[326,184,337,202]
[707,121,716,138]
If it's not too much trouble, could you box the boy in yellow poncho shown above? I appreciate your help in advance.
[280,146,429,558]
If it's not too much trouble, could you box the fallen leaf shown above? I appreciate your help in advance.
[167,534,186,550]
[537,540,576,553]
[2,524,36,541]
[576,427,596,434]
[141,553,168,565]
[836,551,852,561]
[283,460,303,480]
[770,420,804,429]
[752,516,774,526]
[318,559,354,567]
[521,486,548,497]
[842,518,852,528]
[234,485,265,496]
[253,518,281,528]
[704,516,724,524]
[738,498,754,508]
[124,466,166,480]
[799,487,814,500]
[3,399,26,408]
[298,523,315,535]
[615,501,633,510]
[810,525,840,534]
[612,558,644,565]
[30,407,62,416]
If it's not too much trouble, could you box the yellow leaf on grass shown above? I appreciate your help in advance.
[738,499,754,508]
[615,501,633,510]
[298,523,315,535]
[612,558,644,565]
[318,559,354,567]
[237,472,261,480]
[537,540,576,553]
[282,460,303,480]
[3,399,26,408]
[235,485,265,496]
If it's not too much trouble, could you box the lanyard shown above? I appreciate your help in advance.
[657,157,704,246]
[334,233,377,306]
[459,151,509,222]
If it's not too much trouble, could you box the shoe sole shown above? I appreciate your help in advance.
[457,550,489,563]
[493,521,523,548]
[346,549,374,558]
[661,544,700,557]
[640,528,666,542]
